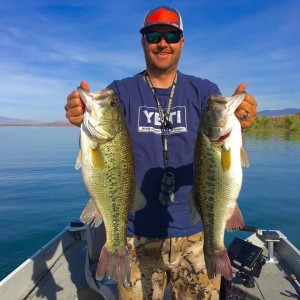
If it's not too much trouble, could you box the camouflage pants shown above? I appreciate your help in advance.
[117,232,220,300]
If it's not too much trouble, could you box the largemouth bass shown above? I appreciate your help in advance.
[76,87,146,284]
[190,92,249,280]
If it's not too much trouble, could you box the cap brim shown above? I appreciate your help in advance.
[140,23,183,34]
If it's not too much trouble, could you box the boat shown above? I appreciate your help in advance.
[0,221,299,300]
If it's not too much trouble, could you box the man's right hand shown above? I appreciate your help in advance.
[65,81,90,126]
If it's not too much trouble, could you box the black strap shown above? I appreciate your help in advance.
[144,72,177,169]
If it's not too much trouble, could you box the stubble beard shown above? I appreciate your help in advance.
[144,50,179,76]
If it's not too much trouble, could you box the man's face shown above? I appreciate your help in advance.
[141,25,184,73]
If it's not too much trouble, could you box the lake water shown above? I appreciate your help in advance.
[0,127,299,281]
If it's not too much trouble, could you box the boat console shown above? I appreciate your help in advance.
[228,237,265,288]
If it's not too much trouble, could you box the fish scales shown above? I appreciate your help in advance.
[195,127,242,248]
[81,129,134,251]
[76,88,146,285]
[190,92,248,281]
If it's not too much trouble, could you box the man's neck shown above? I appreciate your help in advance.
[145,68,177,88]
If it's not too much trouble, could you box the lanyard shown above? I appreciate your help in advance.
[144,72,177,169]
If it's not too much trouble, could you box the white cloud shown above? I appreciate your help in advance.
[0,0,299,121]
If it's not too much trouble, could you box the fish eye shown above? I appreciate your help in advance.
[110,101,118,108]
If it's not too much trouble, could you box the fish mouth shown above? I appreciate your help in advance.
[78,87,115,108]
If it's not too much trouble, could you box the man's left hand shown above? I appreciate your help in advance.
[233,83,257,129]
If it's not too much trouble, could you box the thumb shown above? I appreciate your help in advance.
[233,82,247,95]
[80,80,90,92]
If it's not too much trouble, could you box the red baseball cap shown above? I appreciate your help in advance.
[140,6,183,34]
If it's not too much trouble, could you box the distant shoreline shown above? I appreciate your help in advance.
[1,112,300,129]
[0,123,75,127]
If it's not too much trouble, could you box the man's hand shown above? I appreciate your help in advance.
[65,81,90,126]
[233,83,257,129]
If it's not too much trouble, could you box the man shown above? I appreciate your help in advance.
[65,6,257,300]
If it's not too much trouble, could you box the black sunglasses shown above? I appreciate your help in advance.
[144,31,182,44]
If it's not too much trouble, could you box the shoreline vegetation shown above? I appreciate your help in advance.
[244,113,300,141]
[245,113,300,132]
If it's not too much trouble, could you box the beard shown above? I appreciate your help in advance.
[143,48,181,75]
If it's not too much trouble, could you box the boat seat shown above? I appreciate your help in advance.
[85,224,119,300]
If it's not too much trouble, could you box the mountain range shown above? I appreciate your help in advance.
[0,116,73,126]
[1,108,300,126]
[257,108,300,116]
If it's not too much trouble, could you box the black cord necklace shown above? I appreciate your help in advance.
[144,71,177,169]
[144,71,177,206]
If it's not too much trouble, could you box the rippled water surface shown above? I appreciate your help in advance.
[0,127,299,280]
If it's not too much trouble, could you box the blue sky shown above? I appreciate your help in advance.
[1,0,299,122]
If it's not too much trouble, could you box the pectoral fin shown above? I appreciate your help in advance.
[90,140,105,169]
[241,134,250,168]
[75,150,82,170]
[221,147,231,171]
[241,146,250,168]
[80,199,103,227]
[130,184,147,212]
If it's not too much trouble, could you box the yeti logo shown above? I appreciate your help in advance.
[138,106,187,134]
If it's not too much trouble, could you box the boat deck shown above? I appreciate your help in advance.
[1,225,299,300]
[228,231,300,299]
[0,227,104,300]
[26,239,103,300]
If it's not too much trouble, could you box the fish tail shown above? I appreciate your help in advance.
[96,244,131,285]
[204,248,232,281]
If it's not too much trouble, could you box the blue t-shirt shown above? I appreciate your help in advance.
[108,71,220,238]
